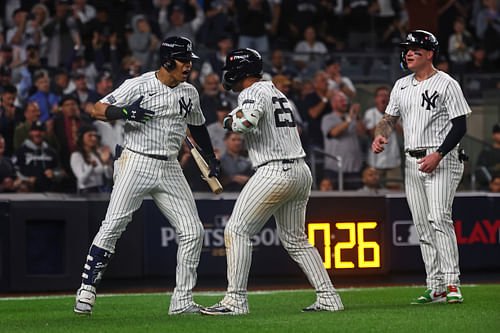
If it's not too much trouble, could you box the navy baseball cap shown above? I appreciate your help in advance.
[493,124,500,134]
[30,120,46,131]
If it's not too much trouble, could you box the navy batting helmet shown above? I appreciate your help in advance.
[399,30,439,69]
[160,36,199,71]
[222,48,263,91]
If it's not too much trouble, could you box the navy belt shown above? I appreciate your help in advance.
[258,159,297,168]
[406,149,426,159]
[128,148,174,161]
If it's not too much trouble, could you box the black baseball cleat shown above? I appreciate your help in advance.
[200,303,236,316]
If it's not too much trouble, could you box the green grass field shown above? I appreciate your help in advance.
[1,285,499,333]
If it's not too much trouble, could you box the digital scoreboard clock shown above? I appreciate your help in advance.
[305,196,388,275]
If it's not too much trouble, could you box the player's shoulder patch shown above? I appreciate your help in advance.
[106,95,116,104]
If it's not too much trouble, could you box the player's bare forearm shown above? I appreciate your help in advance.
[92,102,109,121]
[374,113,399,138]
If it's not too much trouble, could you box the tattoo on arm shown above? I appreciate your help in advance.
[374,114,399,138]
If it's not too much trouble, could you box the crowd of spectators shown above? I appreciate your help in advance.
[0,0,499,194]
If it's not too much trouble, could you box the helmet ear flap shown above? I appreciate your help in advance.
[163,59,176,72]
[400,49,409,70]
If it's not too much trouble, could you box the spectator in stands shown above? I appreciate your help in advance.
[50,69,72,96]
[0,84,18,156]
[363,86,403,190]
[0,134,18,192]
[14,101,58,151]
[43,0,80,68]
[24,44,42,77]
[321,91,365,190]
[199,0,235,48]
[94,71,113,99]
[200,34,233,84]
[200,73,224,125]
[466,45,492,73]
[344,0,377,50]
[6,8,41,62]
[13,120,61,192]
[28,69,60,122]
[0,45,14,69]
[71,70,100,106]
[207,98,232,156]
[293,26,328,76]
[234,0,271,53]
[489,173,500,193]
[324,57,356,100]
[319,177,334,191]
[357,167,386,195]
[30,3,51,65]
[0,65,13,91]
[476,123,500,190]
[267,49,297,80]
[316,0,345,50]
[70,125,112,194]
[219,132,254,192]
[72,0,96,25]
[54,94,81,186]
[475,0,500,65]
[159,0,205,43]
[448,17,474,76]
[301,71,331,155]
[128,14,159,73]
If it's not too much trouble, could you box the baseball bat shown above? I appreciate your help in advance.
[185,137,223,194]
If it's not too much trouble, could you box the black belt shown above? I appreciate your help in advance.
[258,159,297,168]
[406,149,426,159]
[127,148,174,161]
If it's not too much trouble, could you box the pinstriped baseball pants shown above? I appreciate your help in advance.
[221,159,343,314]
[405,148,463,291]
[91,149,204,313]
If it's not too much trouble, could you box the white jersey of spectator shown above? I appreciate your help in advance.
[293,40,328,64]
[70,151,113,191]
[364,107,401,169]
[328,77,356,95]
[100,71,205,156]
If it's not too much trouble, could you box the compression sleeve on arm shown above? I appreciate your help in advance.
[436,115,467,157]
[104,105,127,120]
[188,124,216,160]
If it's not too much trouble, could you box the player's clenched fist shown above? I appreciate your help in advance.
[371,135,388,154]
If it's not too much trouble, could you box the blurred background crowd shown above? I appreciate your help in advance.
[0,0,499,194]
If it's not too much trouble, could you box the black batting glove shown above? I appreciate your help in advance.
[208,158,220,178]
[123,96,155,123]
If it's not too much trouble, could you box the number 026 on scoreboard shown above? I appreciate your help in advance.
[306,221,385,274]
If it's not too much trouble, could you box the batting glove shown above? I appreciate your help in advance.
[222,115,232,131]
[123,96,155,123]
[208,158,220,178]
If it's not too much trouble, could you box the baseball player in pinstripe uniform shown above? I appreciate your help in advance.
[200,48,344,315]
[372,30,471,304]
[74,36,219,315]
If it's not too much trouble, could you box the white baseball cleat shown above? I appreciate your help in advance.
[169,303,206,315]
[74,284,96,315]
[200,303,238,316]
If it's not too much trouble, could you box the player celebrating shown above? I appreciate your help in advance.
[201,48,344,315]
[372,30,470,304]
[74,36,219,315]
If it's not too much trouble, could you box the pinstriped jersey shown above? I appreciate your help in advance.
[385,70,471,150]
[100,71,205,156]
[238,81,305,167]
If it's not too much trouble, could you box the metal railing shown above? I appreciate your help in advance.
[311,148,343,191]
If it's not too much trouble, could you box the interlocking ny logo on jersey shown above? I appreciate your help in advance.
[179,97,193,118]
[421,90,439,110]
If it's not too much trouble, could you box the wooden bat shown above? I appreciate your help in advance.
[185,137,223,194]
